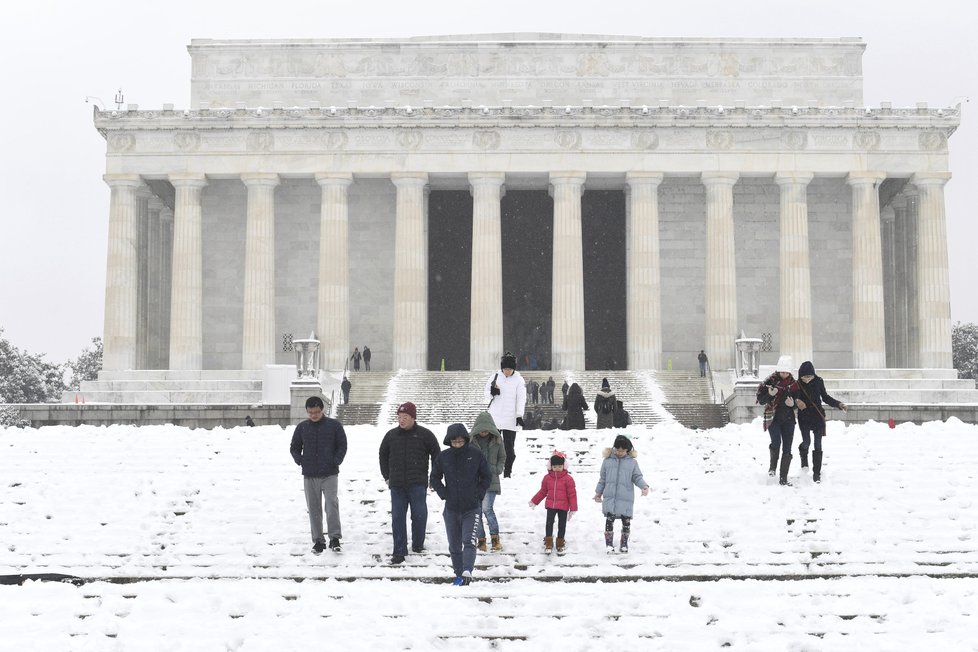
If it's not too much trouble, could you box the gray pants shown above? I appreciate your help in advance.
[303,475,341,544]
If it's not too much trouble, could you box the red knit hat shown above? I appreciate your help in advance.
[396,402,417,419]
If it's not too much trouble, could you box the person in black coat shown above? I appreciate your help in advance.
[561,382,589,430]
[430,423,492,586]
[756,355,802,486]
[378,402,440,563]
[795,360,847,483]
[340,376,352,404]
[289,396,348,553]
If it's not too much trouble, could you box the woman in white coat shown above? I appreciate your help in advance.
[484,352,527,478]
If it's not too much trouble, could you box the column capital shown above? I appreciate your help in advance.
[103,173,143,188]
[846,171,886,187]
[168,172,208,188]
[548,171,587,186]
[315,172,354,187]
[774,171,814,186]
[467,172,506,186]
[390,172,428,187]
[136,185,155,200]
[240,172,280,187]
[911,171,952,188]
[148,196,166,212]
[700,171,740,186]
[625,171,665,187]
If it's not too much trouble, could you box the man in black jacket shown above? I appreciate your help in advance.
[289,396,348,553]
[430,423,491,585]
[796,360,848,483]
[378,402,440,564]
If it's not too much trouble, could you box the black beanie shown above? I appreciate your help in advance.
[601,377,610,390]
[550,454,565,466]
[613,435,633,452]
[501,352,517,370]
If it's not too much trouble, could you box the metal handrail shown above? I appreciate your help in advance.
[705,361,718,403]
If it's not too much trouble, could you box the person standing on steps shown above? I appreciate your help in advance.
[378,401,441,564]
[529,451,578,554]
[362,345,371,371]
[340,376,351,405]
[470,411,506,552]
[561,382,588,430]
[756,355,802,486]
[485,352,527,478]
[796,360,847,483]
[289,396,348,554]
[546,376,556,404]
[698,350,709,377]
[351,347,361,372]
[430,423,492,586]
[594,435,649,554]
[594,378,616,430]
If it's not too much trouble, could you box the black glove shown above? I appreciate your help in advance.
[516,417,524,428]
[490,385,500,396]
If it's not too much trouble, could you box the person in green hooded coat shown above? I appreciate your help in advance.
[470,410,506,551]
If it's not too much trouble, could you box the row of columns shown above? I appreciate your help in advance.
[101,170,953,372]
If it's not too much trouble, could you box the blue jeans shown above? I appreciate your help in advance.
[444,507,480,577]
[476,490,499,539]
[768,420,795,456]
[798,423,825,453]
[390,484,428,556]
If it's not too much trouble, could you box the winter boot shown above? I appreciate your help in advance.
[605,530,615,553]
[812,451,823,483]
[556,537,566,554]
[799,447,809,469]
[477,538,487,552]
[490,534,503,552]
[619,531,630,554]
[544,536,554,554]
[779,453,793,486]
[768,445,780,477]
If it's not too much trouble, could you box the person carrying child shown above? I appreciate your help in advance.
[594,435,649,554]
[529,451,578,554]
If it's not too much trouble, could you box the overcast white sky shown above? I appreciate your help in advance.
[1,0,975,362]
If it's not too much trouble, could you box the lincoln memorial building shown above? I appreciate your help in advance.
[94,34,959,374]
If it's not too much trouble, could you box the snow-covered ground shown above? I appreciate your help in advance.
[2,419,977,650]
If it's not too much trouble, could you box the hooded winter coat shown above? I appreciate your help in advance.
[470,411,505,494]
[561,383,588,430]
[530,465,578,512]
[594,388,617,429]
[430,424,492,513]
[795,361,844,429]
[595,447,649,518]
[485,370,528,431]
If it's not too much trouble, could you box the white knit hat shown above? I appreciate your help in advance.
[774,355,794,373]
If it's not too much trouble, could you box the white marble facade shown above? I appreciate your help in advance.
[95,34,958,372]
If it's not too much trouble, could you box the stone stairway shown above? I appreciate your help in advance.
[62,370,265,405]
[334,371,391,424]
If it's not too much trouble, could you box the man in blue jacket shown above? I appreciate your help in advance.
[290,396,348,553]
[430,423,491,586]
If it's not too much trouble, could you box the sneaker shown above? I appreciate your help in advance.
[391,555,405,564]
[460,570,472,586]
[312,541,326,554]
[328,537,341,552]
[412,546,425,554]
[452,576,464,586]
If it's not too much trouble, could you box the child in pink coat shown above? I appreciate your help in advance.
[529,451,578,554]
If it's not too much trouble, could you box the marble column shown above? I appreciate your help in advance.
[912,172,953,368]
[241,173,280,370]
[101,174,143,371]
[775,172,814,366]
[315,173,354,371]
[847,171,887,368]
[468,172,506,371]
[550,172,587,371]
[625,172,664,369]
[881,206,898,367]
[391,173,429,370]
[146,197,165,369]
[891,195,911,367]
[702,172,739,370]
[135,186,152,370]
[159,207,174,370]
[168,173,208,370]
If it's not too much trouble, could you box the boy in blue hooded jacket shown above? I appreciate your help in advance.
[430,423,492,585]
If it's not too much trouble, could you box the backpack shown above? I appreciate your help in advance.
[600,396,614,414]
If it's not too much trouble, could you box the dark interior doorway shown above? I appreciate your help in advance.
[501,190,553,371]
[428,191,473,370]
[582,190,627,369]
